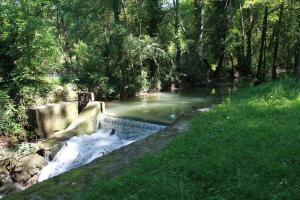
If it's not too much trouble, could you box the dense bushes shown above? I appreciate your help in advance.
[1,0,299,141]
[0,90,26,142]
[72,34,170,99]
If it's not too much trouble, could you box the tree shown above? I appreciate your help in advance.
[243,7,258,77]
[296,49,300,81]
[256,5,268,81]
[271,3,284,80]
[146,0,163,90]
[173,0,181,70]
[205,0,233,81]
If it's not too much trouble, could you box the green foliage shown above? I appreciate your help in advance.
[80,79,300,200]
[0,90,26,141]
[87,74,116,100]
[0,0,299,140]
[0,0,62,141]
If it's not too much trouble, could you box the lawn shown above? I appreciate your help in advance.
[6,78,300,200]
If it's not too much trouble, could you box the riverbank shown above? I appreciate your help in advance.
[5,78,300,199]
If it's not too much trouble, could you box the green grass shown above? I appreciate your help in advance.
[6,78,300,199]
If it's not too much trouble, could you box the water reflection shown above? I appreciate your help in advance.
[106,86,234,124]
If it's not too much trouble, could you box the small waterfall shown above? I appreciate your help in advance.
[99,115,166,132]
[38,116,166,182]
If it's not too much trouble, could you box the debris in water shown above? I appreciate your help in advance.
[110,129,116,135]
[198,108,210,113]
[170,115,176,120]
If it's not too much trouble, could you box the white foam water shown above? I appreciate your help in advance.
[38,117,166,182]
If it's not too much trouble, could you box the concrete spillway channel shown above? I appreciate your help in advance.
[3,111,195,200]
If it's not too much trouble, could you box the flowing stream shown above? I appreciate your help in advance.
[38,87,233,182]
[105,87,233,124]
[0,87,233,199]
[38,116,166,182]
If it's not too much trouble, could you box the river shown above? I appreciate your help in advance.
[105,87,233,124]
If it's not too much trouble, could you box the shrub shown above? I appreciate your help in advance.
[0,90,26,142]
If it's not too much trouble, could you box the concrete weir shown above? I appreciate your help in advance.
[37,103,106,160]
[2,92,201,199]
[27,93,105,140]
[27,102,79,138]
[3,113,192,200]
[0,93,106,199]
[26,93,106,161]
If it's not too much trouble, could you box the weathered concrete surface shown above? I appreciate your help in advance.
[28,102,78,138]
[65,101,104,135]
[39,101,105,158]
[3,113,194,200]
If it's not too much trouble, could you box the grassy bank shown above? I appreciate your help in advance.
[6,78,300,200]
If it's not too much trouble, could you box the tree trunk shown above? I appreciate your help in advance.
[293,42,300,81]
[112,0,121,23]
[244,8,256,77]
[214,0,231,81]
[236,39,245,75]
[296,50,300,81]
[55,1,60,37]
[230,54,235,81]
[272,3,284,80]
[215,42,226,80]
[256,6,268,81]
[173,0,181,70]
[121,0,128,27]
[147,0,162,91]
[148,0,160,37]
[194,0,204,59]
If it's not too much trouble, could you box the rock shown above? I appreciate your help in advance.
[0,145,48,197]
[0,166,15,197]
[11,154,47,185]
[0,182,20,195]
[169,115,176,120]
[0,166,11,184]
[198,108,210,113]
[54,85,78,102]
[253,80,261,86]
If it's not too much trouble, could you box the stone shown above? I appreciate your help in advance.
[0,182,20,196]
[53,85,78,102]
[11,154,47,184]
[0,166,11,184]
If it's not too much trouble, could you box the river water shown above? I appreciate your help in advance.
[39,86,232,182]
[38,116,166,182]
[105,87,231,124]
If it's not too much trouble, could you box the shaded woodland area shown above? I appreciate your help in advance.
[0,0,300,141]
